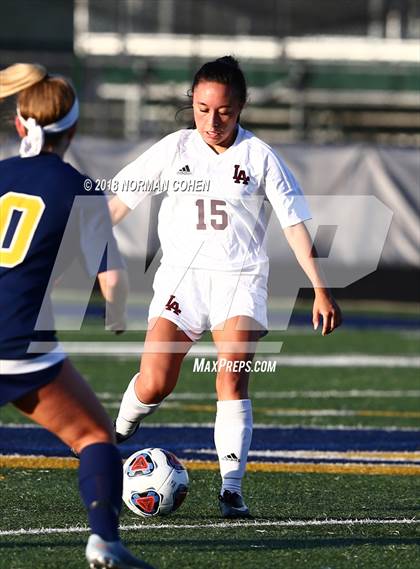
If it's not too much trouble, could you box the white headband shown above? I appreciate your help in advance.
[17,97,79,158]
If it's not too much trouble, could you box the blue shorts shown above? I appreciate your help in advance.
[0,360,64,406]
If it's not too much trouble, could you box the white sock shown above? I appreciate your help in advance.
[214,399,253,496]
[115,374,160,437]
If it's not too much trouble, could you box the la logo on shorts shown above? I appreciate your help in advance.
[165,294,181,315]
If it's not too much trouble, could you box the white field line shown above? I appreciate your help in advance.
[57,342,283,355]
[270,355,420,368]
[100,402,420,416]
[97,389,420,401]
[183,448,420,462]
[251,389,420,399]
[2,450,419,463]
[401,330,420,339]
[52,343,420,367]
[1,422,420,432]
[0,518,418,537]
[264,409,419,417]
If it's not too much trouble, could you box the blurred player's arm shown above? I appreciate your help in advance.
[97,269,129,333]
[108,196,131,225]
[283,221,342,335]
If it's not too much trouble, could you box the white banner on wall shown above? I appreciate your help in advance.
[2,136,418,268]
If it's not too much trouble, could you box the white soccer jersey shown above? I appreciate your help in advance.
[113,125,311,272]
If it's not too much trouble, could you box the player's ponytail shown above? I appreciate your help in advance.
[215,56,241,69]
[0,63,78,157]
[0,63,47,101]
[190,55,248,107]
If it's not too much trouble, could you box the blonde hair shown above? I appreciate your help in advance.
[0,63,77,145]
[0,63,47,99]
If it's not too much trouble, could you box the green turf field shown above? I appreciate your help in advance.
[1,469,419,569]
[1,309,419,569]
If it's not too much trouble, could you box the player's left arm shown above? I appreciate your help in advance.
[283,221,342,335]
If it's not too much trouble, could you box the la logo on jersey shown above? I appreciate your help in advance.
[233,164,249,185]
[165,294,181,315]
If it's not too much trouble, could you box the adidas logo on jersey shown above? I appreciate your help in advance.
[221,453,241,462]
[178,165,191,174]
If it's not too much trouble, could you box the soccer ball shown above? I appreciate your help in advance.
[122,448,189,517]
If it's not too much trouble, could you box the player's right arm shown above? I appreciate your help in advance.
[77,175,129,332]
[97,268,129,333]
[109,196,131,225]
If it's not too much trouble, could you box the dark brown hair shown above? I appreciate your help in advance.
[190,56,248,106]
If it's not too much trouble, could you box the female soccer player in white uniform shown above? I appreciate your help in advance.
[0,64,153,568]
[110,56,342,518]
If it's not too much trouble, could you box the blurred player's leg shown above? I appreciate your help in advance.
[115,317,193,441]
[212,317,260,518]
[13,359,154,568]
[13,359,114,450]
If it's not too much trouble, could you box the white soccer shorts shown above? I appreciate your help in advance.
[148,265,268,341]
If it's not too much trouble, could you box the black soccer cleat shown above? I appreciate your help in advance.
[70,447,80,459]
[219,490,252,519]
[114,419,139,444]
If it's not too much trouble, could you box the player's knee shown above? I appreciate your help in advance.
[70,420,115,454]
[138,381,172,404]
[139,365,176,403]
[217,355,252,377]
[73,431,115,454]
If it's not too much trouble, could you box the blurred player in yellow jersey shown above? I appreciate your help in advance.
[0,63,153,569]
